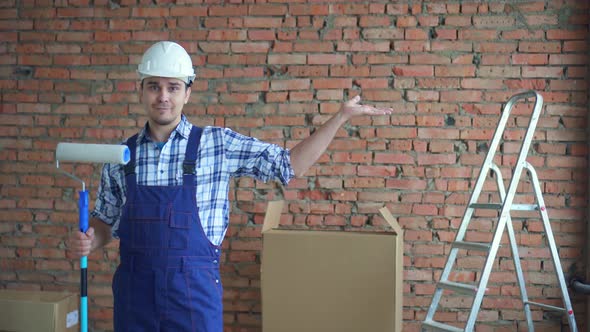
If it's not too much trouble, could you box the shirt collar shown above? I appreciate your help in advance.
[138,115,192,144]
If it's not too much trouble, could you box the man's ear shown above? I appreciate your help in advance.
[184,86,191,104]
[137,81,143,99]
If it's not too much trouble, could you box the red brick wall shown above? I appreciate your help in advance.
[1,1,588,331]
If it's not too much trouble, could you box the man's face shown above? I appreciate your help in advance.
[140,77,191,128]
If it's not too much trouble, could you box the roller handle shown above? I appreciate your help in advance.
[79,190,89,233]
[78,190,88,332]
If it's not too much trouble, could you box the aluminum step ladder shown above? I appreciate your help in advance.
[422,90,578,332]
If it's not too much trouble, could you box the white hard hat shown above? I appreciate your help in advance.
[137,41,196,85]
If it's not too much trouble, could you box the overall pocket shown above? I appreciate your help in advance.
[168,210,194,249]
[128,204,168,249]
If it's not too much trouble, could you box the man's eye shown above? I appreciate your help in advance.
[149,86,159,91]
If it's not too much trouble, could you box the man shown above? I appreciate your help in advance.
[66,41,392,331]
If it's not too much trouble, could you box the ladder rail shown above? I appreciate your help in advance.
[525,162,578,332]
[466,91,543,331]
[503,205,535,332]
[423,90,577,332]
[461,91,538,232]
[464,200,510,331]
[424,91,540,325]
[488,163,534,331]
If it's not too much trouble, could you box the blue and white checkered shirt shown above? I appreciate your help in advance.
[91,115,294,245]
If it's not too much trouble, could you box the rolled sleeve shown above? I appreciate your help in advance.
[223,128,295,185]
[275,148,295,186]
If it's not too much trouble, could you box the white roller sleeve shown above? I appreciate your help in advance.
[56,143,130,165]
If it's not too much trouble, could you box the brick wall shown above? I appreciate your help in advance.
[1,1,589,331]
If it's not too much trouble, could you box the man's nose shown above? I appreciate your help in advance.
[157,89,169,102]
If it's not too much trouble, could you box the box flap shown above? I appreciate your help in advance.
[379,206,403,235]
[261,200,284,233]
[0,290,69,303]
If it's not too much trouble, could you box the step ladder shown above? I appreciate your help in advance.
[422,90,578,332]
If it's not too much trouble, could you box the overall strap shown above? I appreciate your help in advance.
[183,126,203,187]
[123,134,139,187]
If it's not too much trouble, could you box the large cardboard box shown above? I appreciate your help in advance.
[261,201,403,332]
[0,290,79,332]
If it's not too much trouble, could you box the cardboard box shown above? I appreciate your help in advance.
[0,290,79,332]
[261,201,403,332]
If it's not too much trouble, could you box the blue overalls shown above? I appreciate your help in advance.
[112,126,223,332]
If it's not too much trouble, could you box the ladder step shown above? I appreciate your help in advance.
[525,301,566,313]
[452,241,492,251]
[469,203,538,211]
[438,281,479,295]
[423,319,464,332]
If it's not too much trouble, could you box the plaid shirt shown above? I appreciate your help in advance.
[91,115,294,245]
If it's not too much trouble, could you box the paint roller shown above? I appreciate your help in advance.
[56,143,130,332]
